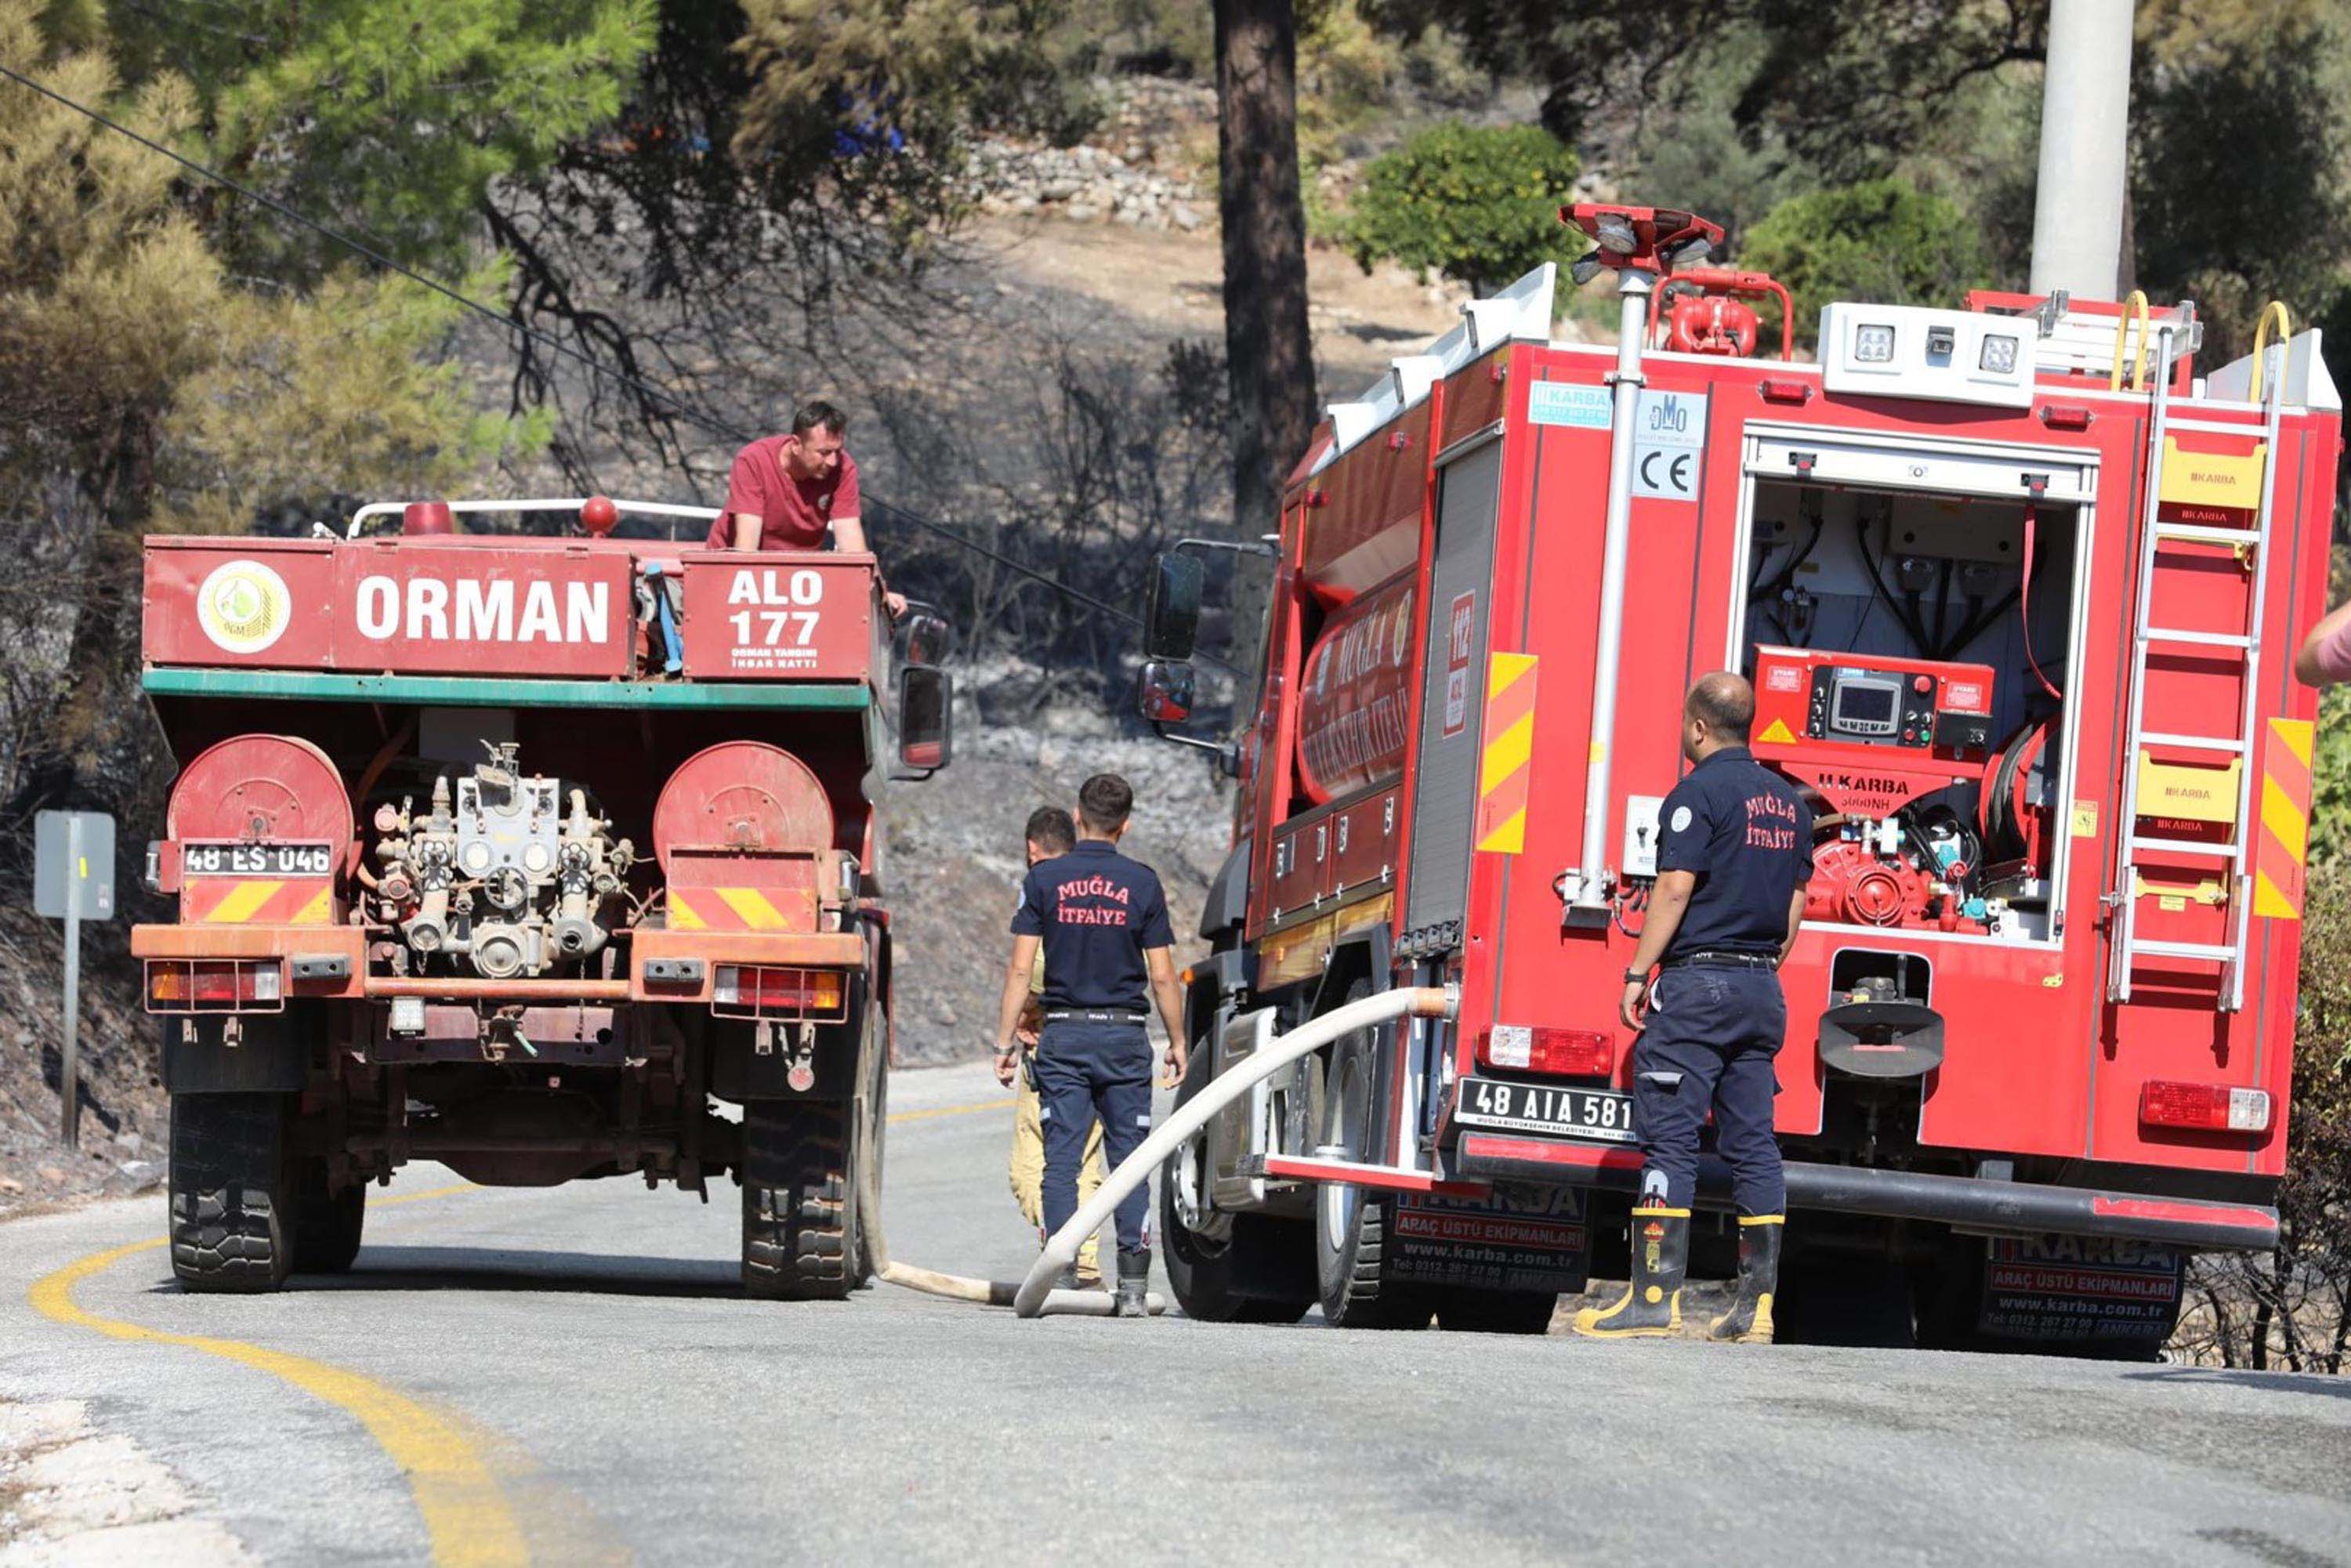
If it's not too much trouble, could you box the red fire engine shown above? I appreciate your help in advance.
[138,497,952,1295]
[1138,204,2340,1350]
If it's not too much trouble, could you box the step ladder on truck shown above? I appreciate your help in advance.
[2107,298,2302,1014]
[1129,201,2339,1353]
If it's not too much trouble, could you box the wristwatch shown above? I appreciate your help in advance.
[1622,967,1649,984]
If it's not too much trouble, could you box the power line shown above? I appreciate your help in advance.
[0,59,1238,667]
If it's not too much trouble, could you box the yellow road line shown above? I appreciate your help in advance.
[24,1105,994,1559]
[27,1182,523,1568]
[378,1180,482,1208]
[887,1098,1007,1124]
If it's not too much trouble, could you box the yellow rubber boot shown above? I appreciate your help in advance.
[1572,1207,1690,1339]
[1708,1215,1783,1344]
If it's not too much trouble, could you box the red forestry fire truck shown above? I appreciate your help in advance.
[1138,204,2341,1350]
[138,497,953,1295]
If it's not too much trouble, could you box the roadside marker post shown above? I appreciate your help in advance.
[34,810,115,1150]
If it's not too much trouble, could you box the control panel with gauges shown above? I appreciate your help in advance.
[1751,646,1996,823]
[1754,646,1996,760]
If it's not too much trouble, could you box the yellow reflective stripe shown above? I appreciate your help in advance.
[715,888,788,930]
[289,885,334,925]
[2261,774,2309,860]
[1488,650,1536,699]
[1481,714,1534,787]
[2255,871,2299,919]
[666,893,708,931]
[1475,810,1527,855]
[206,879,284,923]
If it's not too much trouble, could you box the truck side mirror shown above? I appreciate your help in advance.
[1137,659,1195,725]
[897,666,952,773]
[893,607,952,669]
[1144,553,1204,661]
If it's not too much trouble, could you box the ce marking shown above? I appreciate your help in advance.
[1639,449,1694,494]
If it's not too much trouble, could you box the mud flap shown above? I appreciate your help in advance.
[162,1012,310,1094]
[710,1005,862,1101]
[1385,1185,1592,1295]
[1976,1234,2185,1347]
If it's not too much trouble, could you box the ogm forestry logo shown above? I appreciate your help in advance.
[196,559,292,654]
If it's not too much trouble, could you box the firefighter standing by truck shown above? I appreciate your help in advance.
[1005,805,1107,1289]
[992,774,1188,1315]
[1573,673,1812,1343]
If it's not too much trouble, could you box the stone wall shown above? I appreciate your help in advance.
[964,77,1216,233]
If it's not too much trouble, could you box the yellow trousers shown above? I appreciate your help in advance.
[1011,1063,1106,1283]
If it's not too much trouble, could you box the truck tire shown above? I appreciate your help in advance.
[1314,1006,1433,1331]
[1161,1036,1313,1323]
[1434,1289,1559,1335]
[741,1102,862,1302]
[290,1159,366,1275]
[168,1092,294,1294]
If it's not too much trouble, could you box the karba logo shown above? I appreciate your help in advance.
[353,575,610,644]
[196,559,292,654]
[1822,773,1904,797]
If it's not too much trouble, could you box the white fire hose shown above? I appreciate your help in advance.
[1012,984,1456,1318]
[852,983,1452,1318]
[853,1114,1136,1316]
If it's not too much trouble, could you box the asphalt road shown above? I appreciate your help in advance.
[4,1060,2348,1567]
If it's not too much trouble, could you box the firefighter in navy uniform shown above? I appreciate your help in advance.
[1574,672,1813,1343]
[992,773,1189,1315]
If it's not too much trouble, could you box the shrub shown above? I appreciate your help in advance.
[1738,178,1992,351]
[1340,121,1581,296]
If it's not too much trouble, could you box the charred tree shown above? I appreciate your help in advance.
[1213,0,1317,549]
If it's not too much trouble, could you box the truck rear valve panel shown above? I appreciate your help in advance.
[372,744,634,980]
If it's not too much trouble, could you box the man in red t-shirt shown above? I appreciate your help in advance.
[707,400,903,616]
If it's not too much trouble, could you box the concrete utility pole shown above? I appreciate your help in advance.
[2029,0,2135,299]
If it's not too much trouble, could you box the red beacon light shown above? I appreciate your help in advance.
[580,494,620,536]
[400,500,455,536]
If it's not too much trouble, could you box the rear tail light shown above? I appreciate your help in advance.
[1479,1024,1614,1077]
[146,960,283,1013]
[712,965,847,1021]
[2139,1079,2271,1133]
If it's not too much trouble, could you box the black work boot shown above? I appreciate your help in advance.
[1571,1207,1690,1339]
[1114,1249,1151,1316]
[1708,1214,1784,1344]
[1051,1263,1080,1292]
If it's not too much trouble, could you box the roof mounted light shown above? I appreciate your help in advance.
[1594,212,1639,255]
[1665,235,1713,270]
[1570,249,1606,286]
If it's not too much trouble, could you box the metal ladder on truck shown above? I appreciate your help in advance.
[2106,312,2288,1012]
